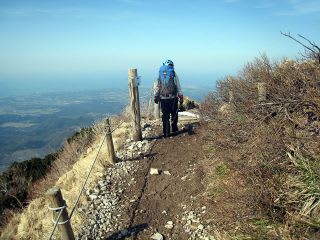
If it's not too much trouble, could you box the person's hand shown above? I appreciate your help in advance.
[178,94,183,104]
[154,95,159,104]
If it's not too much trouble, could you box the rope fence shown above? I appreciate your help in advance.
[46,69,158,239]
[48,204,65,240]
[47,120,125,240]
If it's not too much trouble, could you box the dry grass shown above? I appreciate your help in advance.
[0,114,133,240]
[200,55,320,238]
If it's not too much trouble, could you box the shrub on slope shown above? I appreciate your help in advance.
[201,56,320,238]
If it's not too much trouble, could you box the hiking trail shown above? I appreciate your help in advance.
[77,115,262,240]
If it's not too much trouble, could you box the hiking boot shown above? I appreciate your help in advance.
[172,125,178,133]
[163,133,170,138]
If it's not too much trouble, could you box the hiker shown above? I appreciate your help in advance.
[154,59,183,137]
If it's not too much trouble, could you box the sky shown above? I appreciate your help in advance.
[0,0,319,95]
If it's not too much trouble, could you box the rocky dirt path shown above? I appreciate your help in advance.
[125,126,213,240]
[78,121,220,240]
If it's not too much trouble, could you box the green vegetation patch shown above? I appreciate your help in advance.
[215,162,230,177]
[0,153,56,217]
[207,186,225,198]
[252,218,271,227]
[231,234,253,240]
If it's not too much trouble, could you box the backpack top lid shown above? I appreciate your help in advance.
[163,59,174,66]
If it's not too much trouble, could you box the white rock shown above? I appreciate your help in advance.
[163,170,171,175]
[198,224,204,230]
[151,232,163,240]
[89,194,97,200]
[93,188,100,194]
[181,176,187,181]
[95,172,104,177]
[86,147,92,154]
[98,180,105,187]
[165,221,174,229]
[150,168,160,175]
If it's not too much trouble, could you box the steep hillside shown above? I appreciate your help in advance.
[0,115,133,239]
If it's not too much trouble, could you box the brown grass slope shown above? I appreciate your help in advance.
[201,55,320,239]
[0,115,132,239]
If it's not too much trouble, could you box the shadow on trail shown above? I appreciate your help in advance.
[144,123,194,141]
[111,124,195,239]
[105,140,158,239]
[124,124,195,239]
[125,138,158,239]
[128,156,155,238]
[120,152,157,163]
[104,223,148,240]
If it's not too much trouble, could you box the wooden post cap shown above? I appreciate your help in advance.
[46,186,61,196]
[128,68,137,78]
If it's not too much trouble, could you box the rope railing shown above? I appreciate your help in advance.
[46,68,149,240]
[140,87,156,117]
[47,120,124,240]
[48,204,66,240]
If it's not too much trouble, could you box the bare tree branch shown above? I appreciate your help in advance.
[281,32,316,53]
[0,182,23,208]
[298,34,320,52]
[281,31,320,64]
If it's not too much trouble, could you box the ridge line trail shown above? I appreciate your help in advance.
[81,121,262,239]
[117,122,261,239]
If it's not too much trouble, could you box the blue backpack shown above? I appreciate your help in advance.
[158,64,177,96]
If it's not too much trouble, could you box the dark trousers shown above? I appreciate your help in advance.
[160,98,179,137]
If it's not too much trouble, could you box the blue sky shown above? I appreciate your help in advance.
[0,0,319,95]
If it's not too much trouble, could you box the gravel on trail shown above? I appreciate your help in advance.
[77,120,217,240]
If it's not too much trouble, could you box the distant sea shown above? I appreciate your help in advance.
[0,87,210,172]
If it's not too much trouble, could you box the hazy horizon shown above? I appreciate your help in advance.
[1,0,319,95]
[0,72,221,98]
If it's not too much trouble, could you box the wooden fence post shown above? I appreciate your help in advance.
[257,82,267,102]
[153,82,160,120]
[46,187,75,240]
[227,76,234,103]
[128,68,142,141]
[105,118,116,164]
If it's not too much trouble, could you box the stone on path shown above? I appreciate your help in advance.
[150,168,160,175]
[165,221,174,229]
[181,175,188,181]
[198,224,204,230]
[151,232,163,240]
[88,194,97,200]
